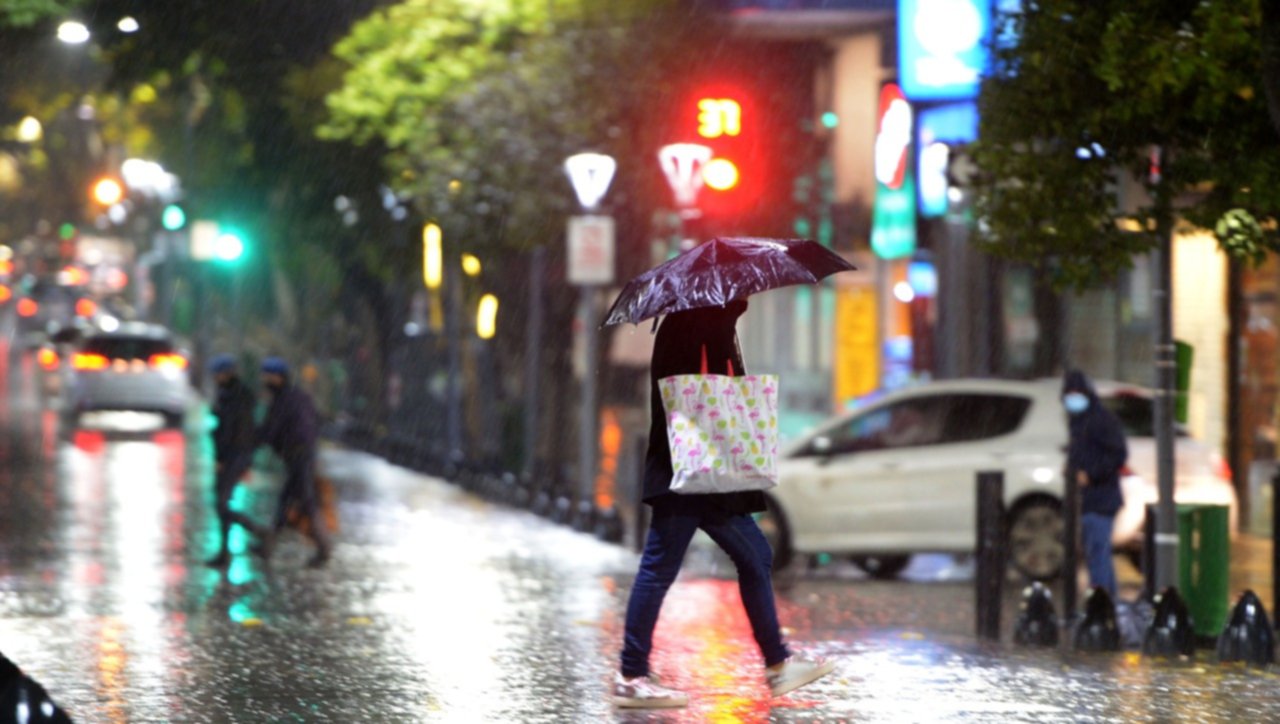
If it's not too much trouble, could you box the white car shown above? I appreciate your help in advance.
[64,323,193,430]
[760,378,1237,580]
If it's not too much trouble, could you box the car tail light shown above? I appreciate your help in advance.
[148,353,187,371]
[72,353,109,371]
[75,298,97,317]
[37,348,58,370]
[16,298,37,317]
[0,285,11,303]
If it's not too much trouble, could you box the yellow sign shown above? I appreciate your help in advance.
[834,286,879,404]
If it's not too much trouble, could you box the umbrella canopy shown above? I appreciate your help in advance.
[602,237,857,327]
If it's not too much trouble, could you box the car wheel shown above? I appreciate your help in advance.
[849,554,912,579]
[754,496,794,572]
[1007,496,1065,581]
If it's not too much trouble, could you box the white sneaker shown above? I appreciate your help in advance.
[766,655,835,697]
[611,672,689,709]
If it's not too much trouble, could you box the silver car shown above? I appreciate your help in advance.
[65,324,192,430]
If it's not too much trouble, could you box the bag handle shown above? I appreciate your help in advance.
[700,345,735,376]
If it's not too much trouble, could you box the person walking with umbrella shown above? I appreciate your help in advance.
[204,354,266,568]
[1062,369,1128,598]
[607,238,852,709]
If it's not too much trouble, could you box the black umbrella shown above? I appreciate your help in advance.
[601,237,857,327]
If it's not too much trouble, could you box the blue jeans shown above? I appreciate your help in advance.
[620,501,789,677]
[1082,512,1117,598]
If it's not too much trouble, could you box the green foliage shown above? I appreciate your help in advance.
[0,0,79,27]
[969,0,1280,289]
[321,0,702,255]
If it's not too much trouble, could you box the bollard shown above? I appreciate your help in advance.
[1142,504,1156,603]
[1073,586,1121,652]
[1142,586,1195,659]
[1013,582,1059,647]
[975,470,1005,641]
[1216,590,1276,667]
[1062,466,1080,626]
[0,651,73,723]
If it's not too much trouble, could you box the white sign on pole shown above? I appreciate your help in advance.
[190,220,219,261]
[567,215,615,286]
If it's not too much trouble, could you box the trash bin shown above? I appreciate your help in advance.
[1177,503,1231,639]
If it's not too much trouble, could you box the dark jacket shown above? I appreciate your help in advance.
[257,383,319,455]
[1063,370,1128,516]
[212,375,257,463]
[644,300,765,515]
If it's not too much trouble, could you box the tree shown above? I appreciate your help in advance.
[970,0,1280,286]
[969,0,1280,591]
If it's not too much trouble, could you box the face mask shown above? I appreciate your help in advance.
[1063,392,1089,414]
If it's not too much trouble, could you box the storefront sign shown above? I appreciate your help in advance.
[898,0,991,101]
[871,84,917,259]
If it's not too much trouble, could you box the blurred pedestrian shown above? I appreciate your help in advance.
[204,354,266,568]
[251,356,332,568]
[613,300,833,709]
[1062,369,1128,598]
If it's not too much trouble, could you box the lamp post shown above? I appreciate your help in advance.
[658,143,712,250]
[564,152,617,526]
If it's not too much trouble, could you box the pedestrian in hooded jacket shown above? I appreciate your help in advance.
[613,300,833,710]
[204,354,267,568]
[1062,369,1128,598]
[251,357,332,568]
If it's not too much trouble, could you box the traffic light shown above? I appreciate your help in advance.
[213,230,246,262]
[684,87,764,218]
[161,204,187,231]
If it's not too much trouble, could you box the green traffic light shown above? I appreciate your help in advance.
[58,222,77,240]
[214,231,245,262]
[161,204,186,231]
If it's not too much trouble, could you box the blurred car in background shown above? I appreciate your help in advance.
[64,323,193,431]
[760,379,1237,581]
[14,279,77,348]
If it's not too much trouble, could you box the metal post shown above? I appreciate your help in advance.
[976,470,1005,641]
[522,247,545,478]
[445,264,464,460]
[1063,465,1080,624]
[578,286,599,506]
[1272,467,1280,618]
[1153,225,1179,591]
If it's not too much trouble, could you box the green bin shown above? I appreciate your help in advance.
[1176,503,1230,638]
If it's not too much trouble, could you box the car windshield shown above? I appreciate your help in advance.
[81,336,173,360]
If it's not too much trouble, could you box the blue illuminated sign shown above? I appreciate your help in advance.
[898,0,992,101]
[916,101,978,217]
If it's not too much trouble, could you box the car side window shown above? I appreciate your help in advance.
[811,396,951,456]
[939,394,1032,444]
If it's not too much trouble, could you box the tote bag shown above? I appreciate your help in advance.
[658,346,779,494]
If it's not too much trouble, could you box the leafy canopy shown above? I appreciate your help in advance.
[969,0,1280,288]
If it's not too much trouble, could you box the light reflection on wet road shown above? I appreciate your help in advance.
[1,338,1279,721]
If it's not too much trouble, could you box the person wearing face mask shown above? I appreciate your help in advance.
[1062,369,1128,598]
[252,356,332,568]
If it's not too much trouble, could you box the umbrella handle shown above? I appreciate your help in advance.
[700,345,734,376]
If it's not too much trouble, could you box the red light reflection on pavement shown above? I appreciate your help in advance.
[645,579,825,721]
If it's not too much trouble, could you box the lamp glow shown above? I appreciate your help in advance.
[701,158,740,191]
[461,254,481,277]
[423,223,442,289]
[476,294,498,339]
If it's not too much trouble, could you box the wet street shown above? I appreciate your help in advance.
[1,344,1279,722]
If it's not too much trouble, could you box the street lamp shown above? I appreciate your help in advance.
[658,142,712,250]
[564,151,617,527]
[56,21,90,45]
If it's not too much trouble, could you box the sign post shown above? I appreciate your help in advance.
[564,154,617,521]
